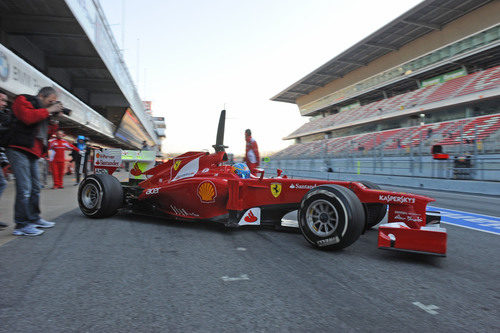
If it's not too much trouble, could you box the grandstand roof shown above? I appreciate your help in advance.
[271,0,494,104]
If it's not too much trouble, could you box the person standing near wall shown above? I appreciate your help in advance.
[244,129,260,173]
[48,130,79,189]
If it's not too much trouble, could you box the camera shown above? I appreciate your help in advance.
[54,101,72,116]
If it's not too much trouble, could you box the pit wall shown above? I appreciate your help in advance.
[262,154,500,196]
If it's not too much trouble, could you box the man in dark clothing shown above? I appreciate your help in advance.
[5,87,63,236]
[72,135,89,185]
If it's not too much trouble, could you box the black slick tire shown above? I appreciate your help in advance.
[298,185,365,250]
[78,174,123,218]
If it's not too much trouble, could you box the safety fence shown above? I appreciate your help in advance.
[264,151,500,182]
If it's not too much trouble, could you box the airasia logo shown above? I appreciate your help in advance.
[379,195,415,204]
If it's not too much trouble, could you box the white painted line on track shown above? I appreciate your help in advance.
[412,302,439,315]
[236,247,247,251]
[221,274,250,282]
[428,206,500,235]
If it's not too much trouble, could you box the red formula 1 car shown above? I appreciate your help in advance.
[78,111,447,256]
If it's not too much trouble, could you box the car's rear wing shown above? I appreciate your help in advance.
[93,148,155,180]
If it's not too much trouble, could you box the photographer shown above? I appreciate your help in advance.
[5,86,63,236]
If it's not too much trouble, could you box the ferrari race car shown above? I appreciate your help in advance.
[78,111,447,256]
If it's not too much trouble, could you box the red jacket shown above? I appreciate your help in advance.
[48,139,79,162]
[10,95,57,158]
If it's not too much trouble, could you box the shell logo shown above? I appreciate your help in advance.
[96,153,100,158]
[197,181,217,203]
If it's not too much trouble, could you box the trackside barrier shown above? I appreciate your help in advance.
[262,154,500,195]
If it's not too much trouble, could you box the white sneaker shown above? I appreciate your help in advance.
[34,219,55,228]
[12,224,44,236]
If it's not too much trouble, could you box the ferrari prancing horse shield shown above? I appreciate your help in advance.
[270,182,282,198]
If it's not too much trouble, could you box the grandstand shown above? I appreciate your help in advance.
[269,0,500,182]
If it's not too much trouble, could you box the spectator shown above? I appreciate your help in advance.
[72,135,88,185]
[141,140,151,151]
[0,89,9,229]
[48,130,79,189]
[244,129,260,173]
[5,86,63,236]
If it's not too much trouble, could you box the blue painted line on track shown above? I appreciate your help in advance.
[428,206,500,235]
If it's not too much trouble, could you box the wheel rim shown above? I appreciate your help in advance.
[82,182,100,210]
[306,199,339,237]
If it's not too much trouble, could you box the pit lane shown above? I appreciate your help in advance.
[0,188,498,331]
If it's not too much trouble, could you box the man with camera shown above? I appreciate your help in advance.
[5,86,64,236]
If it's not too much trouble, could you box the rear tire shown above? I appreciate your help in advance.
[78,174,123,218]
[298,185,365,250]
[360,180,387,229]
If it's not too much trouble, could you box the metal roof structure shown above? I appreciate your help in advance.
[0,0,120,100]
[0,0,155,148]
[271,0,495,104]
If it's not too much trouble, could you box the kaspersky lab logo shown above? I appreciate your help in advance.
[0,51,9,82]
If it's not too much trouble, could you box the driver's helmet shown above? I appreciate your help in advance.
[232,162,251,179]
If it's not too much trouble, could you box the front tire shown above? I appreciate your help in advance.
[298,185,365,250]
[78,174,123,218]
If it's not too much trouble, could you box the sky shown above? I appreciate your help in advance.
[99,0,422,156]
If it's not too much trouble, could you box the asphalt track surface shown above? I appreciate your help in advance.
[1,188,499,332]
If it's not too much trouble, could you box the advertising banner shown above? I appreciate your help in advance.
[421,68,467,87]
[94,149,122,174]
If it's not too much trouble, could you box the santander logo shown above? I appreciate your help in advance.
[244,210,258,223]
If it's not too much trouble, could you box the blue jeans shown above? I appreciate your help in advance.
[0,166,6,199]
[5,148,41,228]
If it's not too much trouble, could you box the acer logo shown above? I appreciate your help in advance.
[145,188,160,195]
[244,210,258,223]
